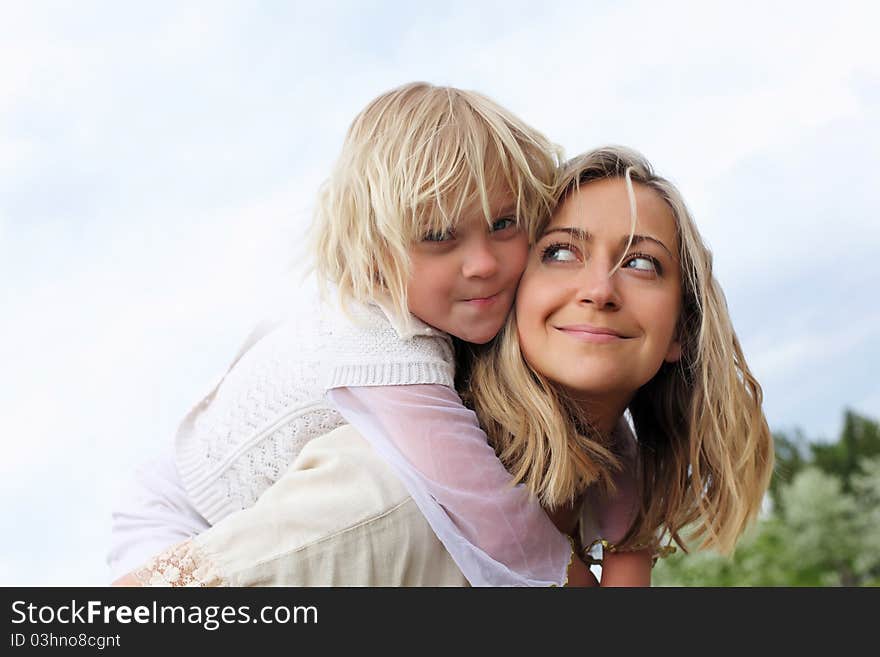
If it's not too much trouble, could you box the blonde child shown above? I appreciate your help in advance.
[110,82,601,586]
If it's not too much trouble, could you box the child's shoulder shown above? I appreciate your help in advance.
[321,294,455,390]
[324,294,450,347]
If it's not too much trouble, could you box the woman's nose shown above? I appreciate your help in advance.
[461,238,499,279]
[577,260,621,310]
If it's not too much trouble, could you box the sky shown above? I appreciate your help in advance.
[1,0,878,585]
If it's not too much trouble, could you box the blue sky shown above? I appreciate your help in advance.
[1,1,878,584]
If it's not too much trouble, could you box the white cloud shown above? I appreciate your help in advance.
[747,314,880,385]
[853,390,880,423]
[0,173,318,466]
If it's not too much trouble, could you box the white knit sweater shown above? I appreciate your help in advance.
[175,293,455,525]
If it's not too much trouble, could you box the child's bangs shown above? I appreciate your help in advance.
[405,115,547,242]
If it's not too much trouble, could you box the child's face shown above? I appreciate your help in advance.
[516,178,682,408]
[407,193,528,344]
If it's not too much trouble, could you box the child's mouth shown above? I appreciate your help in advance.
[463,293,499,307]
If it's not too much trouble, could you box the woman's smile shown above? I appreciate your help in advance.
[553,323,630,343]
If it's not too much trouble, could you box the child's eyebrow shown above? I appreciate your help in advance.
[540,227,674,258]
[492,203,517,217]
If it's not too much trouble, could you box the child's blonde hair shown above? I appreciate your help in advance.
[468,146,774,556]
[312,82,561,322]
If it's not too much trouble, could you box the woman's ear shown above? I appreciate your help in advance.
[664,339,682,363]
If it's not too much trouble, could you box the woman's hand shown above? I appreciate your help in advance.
[599,549,652,587]
[566,555,599,587]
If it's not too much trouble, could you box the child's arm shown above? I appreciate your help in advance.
[108,450,210,581]
[327,383,580,587]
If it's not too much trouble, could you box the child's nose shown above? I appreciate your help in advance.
[461,238,500,279]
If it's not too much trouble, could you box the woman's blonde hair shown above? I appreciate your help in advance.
[311,82,561,322]
[468,146,774,555]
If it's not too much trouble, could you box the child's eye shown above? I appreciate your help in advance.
[491,217,516,232]
[541,243,580,263]
[624,254,661,274]
[423,229,455,242]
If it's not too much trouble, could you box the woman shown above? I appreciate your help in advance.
[120,146,774,586]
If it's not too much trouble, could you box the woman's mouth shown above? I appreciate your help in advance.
[554,324,628,343]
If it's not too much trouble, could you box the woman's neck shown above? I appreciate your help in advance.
[569,393,631,438]
[546,498,582,536]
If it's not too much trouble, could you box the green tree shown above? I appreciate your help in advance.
[812,409,880,492]
[778,467,861,585]
[767,428,809,514]
[654,410,880,586]
[850,456,880,584]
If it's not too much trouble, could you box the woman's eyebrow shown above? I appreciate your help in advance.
[540,226,588,241]
[623,234,675,259]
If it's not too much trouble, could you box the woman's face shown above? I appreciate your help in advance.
[516,177,682,408]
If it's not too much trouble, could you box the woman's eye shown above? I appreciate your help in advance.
[491,217,516,232]
[624,255,659,273]
[541,243,579,263]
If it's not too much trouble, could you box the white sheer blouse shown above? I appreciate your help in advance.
[327,384,574,586]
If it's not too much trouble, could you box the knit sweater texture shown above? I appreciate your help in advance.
[175,293,456,525]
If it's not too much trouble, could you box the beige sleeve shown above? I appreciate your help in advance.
[190,424,468,587]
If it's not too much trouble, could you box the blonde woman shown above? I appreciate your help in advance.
[119,146,773,586]
[468,146,774,569]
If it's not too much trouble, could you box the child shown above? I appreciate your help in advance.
[110,82,600,586]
